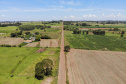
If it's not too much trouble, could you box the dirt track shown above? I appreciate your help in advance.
[67,49,126,84]
[58,22,66,84]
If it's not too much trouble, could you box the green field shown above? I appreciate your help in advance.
[30,27,61,39]
[65,31,126,51]
[0,47,60,84]
[0,26,18,36]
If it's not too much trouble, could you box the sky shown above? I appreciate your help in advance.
[0,0,126,21]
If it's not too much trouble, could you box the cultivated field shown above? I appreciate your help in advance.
[67,49,126,84]
[0,38,24,46]
[40,39,60,47]
[65,31,126,51]
[0,47,60,84]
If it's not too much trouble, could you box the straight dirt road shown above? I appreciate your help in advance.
[58,22,66,84]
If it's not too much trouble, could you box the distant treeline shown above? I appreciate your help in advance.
[63,21,126,25]
[0,22,21,27]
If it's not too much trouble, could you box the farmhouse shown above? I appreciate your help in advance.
[23,40,32,43]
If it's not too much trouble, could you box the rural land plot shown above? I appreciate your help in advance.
[0,38,24,46]
[0,47,60,84]
[67,49,126,84]
[40,39,60,47]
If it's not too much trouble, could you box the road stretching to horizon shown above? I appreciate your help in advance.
[58,22,66,84]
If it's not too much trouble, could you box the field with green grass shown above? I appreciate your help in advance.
[0,26,18,36]
[65,31,126,51]
[0,47,60,84]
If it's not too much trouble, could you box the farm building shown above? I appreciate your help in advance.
[23,40,32,43]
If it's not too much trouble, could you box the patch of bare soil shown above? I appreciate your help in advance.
[41,77,53,84]
[40,39,59,47]
[67,49,126,84]
[0,33,6,35]
[24,42,39,47]
[0,37,24,46]
[36,48,46,53]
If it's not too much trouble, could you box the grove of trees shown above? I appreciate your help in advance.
[35,59,53,80]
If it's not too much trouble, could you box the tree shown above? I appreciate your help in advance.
[64,45,70,52]
[121,34,123,37]
[35,62,45,80]
[25,32,30,35]
[11,33,17,37]
[35,59,53,80]
[83,31,85,34]
[86,31,89,35]
[35,35,41,41]
[35,32,39,35]
[121,31,125,34]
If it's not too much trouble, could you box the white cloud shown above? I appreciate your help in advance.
[1,15,6,17]
[83,14,97,18]
[70,15,75,18]
[61,0,81,6]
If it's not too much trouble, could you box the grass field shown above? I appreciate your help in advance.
[30,27,61,39]
[0,26,17,36]
[65,31,126,51]
[0,47,60,84]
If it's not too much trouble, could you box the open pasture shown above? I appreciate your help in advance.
[0,47,60,84]
[0,38,24,46]
[67,49,126,84]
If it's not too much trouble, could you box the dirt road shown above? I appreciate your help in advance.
[58,22,66,84]
[67,49,126,84]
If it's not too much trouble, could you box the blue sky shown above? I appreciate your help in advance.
[0,0,126,21]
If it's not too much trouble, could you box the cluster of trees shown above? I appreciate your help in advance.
[121,31,125,37]
[19,25,35,31]
[35,35,51,41]
[109,28,119,31]
[0,22,21,27]
[35,59,53,80]
[92,30,105,35]
[73,29,89,35]
[0,44,16,47]
[76,23,91,26]
[35,25,51,30]
[11,31,22,37]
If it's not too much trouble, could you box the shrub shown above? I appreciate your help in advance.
[41,35,51,39]
[64,45,70,52]
[121,31,125,34]
[35,35,41,41]
[25,32,30,35]
[35,32,39,35]
[11,33,17,37]
[121,34,124,37]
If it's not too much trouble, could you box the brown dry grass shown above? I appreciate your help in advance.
[0,38,24,46]
[24,42,39,47]
[40,39,60,47]
[67,49,126,84]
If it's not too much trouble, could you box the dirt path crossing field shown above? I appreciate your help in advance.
[58,22,66,84]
